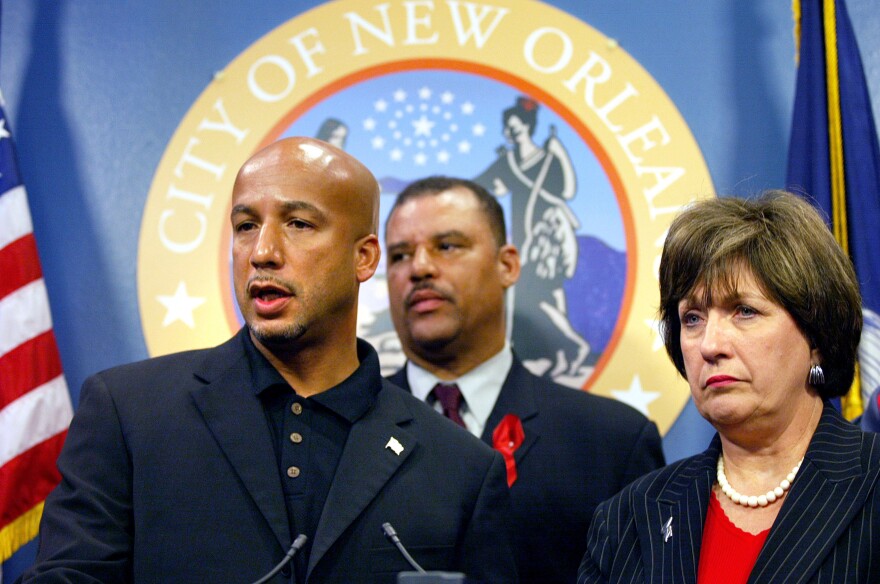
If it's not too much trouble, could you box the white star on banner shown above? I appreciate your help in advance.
[361,84,487,167]
[611,375,661,417]
[0,119,10,140]
[156,281,206,329]
[412,115,435,137]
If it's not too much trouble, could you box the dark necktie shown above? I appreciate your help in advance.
[431,383,467,429]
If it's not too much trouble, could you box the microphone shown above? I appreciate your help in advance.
[249,533,308,584]
[381,522,465,583]
[382,522,425,573]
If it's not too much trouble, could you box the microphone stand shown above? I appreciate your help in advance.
[381,523,465,584]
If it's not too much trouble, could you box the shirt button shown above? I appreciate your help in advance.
[290,432,303,444]
[291,403,303,415]
[287,466,301,478]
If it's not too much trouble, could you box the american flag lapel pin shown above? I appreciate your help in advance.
[385,436,404,455]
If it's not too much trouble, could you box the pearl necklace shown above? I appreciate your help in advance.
[716,455,803,508]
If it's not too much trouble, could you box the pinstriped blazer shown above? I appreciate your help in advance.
[578,403,880,583]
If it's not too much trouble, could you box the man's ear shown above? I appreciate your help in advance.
[498,244,521,289]
[355,234,381,283]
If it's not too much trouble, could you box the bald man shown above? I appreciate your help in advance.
[22,138,517,584]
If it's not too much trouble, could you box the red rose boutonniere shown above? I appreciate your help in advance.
[492,414,525,487]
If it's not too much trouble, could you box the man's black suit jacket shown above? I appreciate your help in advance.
[21,330,518,583]
[578,402,880,583]
[388,355,665,584]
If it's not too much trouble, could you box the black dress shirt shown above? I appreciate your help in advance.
[243,334,381,582]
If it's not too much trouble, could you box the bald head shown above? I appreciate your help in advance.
[234,137,380,237]
[230,137,382,364]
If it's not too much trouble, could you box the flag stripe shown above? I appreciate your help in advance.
[0,233,43,300]
[0,79,72,563]
[0,279,53,356]
[822,0,849,252]
[0,330,64,410]
[0,186,33,251]
[0,434,65,528]
[0,375,72,468]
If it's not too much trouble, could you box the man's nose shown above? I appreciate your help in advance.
[251,225,283,268]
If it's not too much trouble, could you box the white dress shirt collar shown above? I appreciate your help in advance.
[406,344,512,438]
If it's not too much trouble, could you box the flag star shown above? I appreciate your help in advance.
[418,86,432,99]
[457,140,472,153]
[390,148,403,161]
[412,115,435,137]
[441,91,455,104]
[646,319,665,351]
[413,152,428,166]
[393,89,407,102]
[0,119,10,140]
[461,101,475,115]
[363,117,377,131]
[371,136,386,149]
[156,281,206,329]
[472,123,486,137]
[611,375,661,417]
[437,150,451,163]
[374,98,388,112]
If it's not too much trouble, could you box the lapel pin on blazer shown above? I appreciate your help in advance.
[661,516,673,543]
[385,436,404,455]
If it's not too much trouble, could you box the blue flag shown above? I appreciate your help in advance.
[786,0,880,421]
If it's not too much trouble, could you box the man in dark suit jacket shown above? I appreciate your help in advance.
[20,139,517,583]
[383,176,665,584]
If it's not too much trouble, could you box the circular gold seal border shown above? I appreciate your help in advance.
[139,0,714,433]
[217,58,637,395]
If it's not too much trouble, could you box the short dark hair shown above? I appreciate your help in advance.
[658,190,862,399]
[387,176,507,247]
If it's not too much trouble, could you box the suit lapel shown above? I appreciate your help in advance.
[634,440,718,584]
[189,330,290,552]
[307,385,417,576]
[749,405,880,583]
[480,357,539,465]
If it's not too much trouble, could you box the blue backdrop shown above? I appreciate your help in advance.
[2,1,879,577]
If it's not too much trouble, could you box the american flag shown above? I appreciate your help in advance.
[0,89,72,564]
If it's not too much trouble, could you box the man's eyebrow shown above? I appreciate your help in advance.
[231,203,253,216]
[231,200,327,220]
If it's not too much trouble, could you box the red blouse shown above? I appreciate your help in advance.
[697,491,770,583]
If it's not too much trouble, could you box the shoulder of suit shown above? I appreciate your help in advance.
[603,451,707,509]
[526,372,653,425]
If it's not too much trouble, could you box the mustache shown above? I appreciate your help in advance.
[405,283,453,307]
[246,274,297,296]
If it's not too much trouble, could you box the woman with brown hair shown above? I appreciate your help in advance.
[578,191,880,583]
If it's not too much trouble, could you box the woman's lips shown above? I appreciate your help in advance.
[705,375,738,388]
